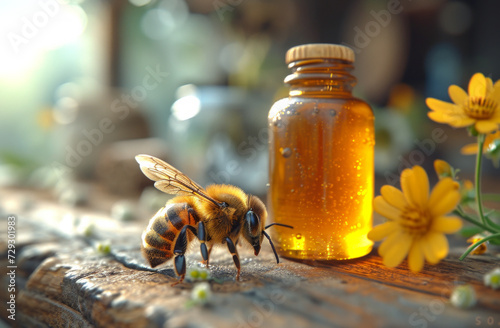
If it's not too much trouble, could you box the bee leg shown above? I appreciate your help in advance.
[206,245,213,266]
[224,237,241,281]
[171,225,197,286]
[171,255,186,286]
[197,221,209,265]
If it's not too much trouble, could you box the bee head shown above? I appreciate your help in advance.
[241,195,267,256]
[244,209,262,255]
[244,196,293,263]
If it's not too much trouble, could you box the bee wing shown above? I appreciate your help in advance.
[135,154,221,207]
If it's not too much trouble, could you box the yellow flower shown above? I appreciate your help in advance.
[434,159,452,178]
[462,179,474,191]
[461,130,500,155]
[426,73,500,134]
[388,83,416,113]
[460,179,474,201]
[466,235,488,255]
[368,166,462,272]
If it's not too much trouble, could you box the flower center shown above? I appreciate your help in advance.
[400,207,431,235]
[464,97,497,119]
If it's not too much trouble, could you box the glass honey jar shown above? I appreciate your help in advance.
[268,44,374,260]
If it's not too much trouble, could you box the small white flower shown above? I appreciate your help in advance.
[191,282,212,305]
[76,216,94,237]
[450,285,476,309]
[96,241,111,255]
[186,267,211,282]
[484,267,500,290]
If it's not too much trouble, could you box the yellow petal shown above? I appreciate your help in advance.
[380,185,407,210]
[431,216,463,234]
[486,77,494,93]
[378,230,403,257]
[373,196,401,221]
[401,166,429,208]
[425,98,459,113]
[421,234,440,264]
[489,80,500,102]
[448,116,476,127]
[382,233,413,268]
[428,178,460,217]
[434,159,451,177]
[448,85,468,105]
[368,221,399,242]
[475,121,499,134]
[469,73,486,99]
[400,168,414,205]
[489,114,500,124]
[413,166,429,205]
[427,232,449,260]
[428,110,476,127]
[429,190,460,218]
[428,111,453,123]
[489,131,500,140]
[460,143,479,155]
[408,239,425,272]
[485,130,500,144]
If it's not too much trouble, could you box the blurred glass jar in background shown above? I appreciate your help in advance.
[166,84,271,197]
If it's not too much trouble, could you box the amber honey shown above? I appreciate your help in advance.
[268,44,374,260]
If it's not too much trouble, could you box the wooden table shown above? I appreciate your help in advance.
[1,187,499,328]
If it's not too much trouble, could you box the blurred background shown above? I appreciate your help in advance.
[1,0,499,207]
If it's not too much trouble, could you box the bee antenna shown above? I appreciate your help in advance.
[265,223,294,230]
[262,231,280,264]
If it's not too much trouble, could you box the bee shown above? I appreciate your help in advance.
[135,154,292,285]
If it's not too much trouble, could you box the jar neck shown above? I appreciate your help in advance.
[285,59,356,97]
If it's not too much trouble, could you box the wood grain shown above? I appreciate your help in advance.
[1,187,499,328]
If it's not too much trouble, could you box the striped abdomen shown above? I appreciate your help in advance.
[141,202,199,267]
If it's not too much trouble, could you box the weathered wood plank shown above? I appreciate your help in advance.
[12,247,500,328]
[1,187,500,328]
[298,250,500,311]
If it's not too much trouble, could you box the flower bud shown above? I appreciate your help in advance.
[434,159,452,178]
[450,285,476,309]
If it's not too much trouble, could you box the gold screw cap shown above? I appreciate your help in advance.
[285,43,355,64]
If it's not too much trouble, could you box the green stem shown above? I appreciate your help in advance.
[459,232,500,260]
[475,134,486,226]
[485,215,500,231]
[453,208,496,234]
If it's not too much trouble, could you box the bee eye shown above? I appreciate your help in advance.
[245,210,260,236]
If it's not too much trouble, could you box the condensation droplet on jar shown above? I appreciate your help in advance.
[280,147,292,158]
